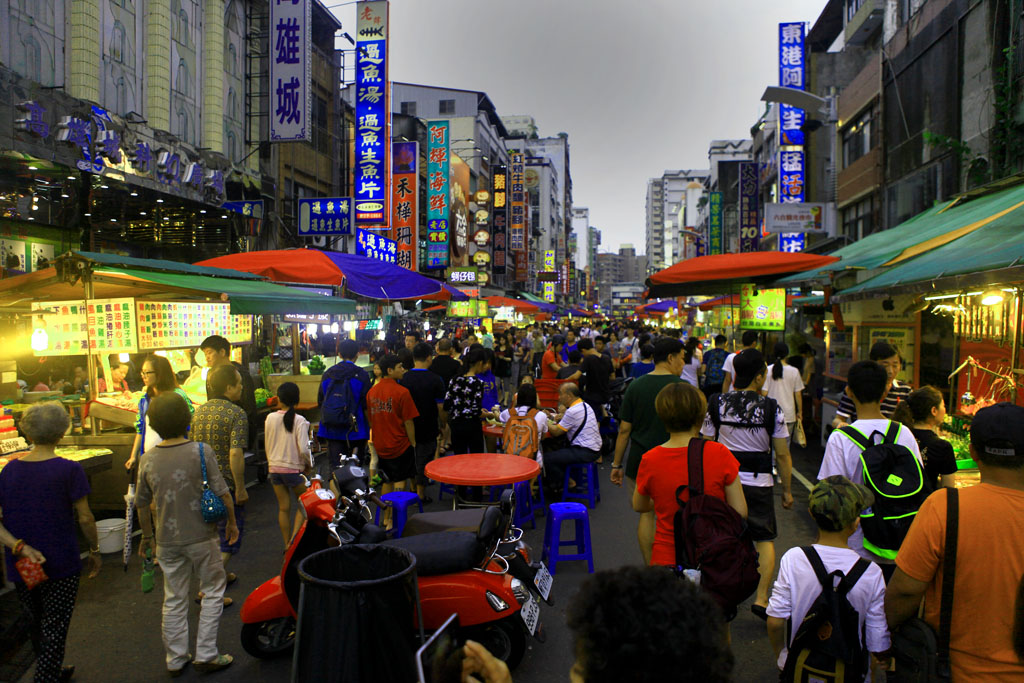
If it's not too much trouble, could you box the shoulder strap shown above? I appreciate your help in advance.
[686,438,706,497]
[838,425,872,451]
[709,394,722,441]
[800,546,832,588]
[570,402,589,444]
[838,558,872,596]
[884,420,901,444]
[198,442,209,488]
[938,487,959,675]
[764,397,778,442]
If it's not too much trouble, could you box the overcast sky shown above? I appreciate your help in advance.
[327,0,827,255]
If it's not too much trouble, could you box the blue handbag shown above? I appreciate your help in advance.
[198,443,228,523]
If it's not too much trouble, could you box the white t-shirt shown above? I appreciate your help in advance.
[499,406,549,455]
[763,364,806,423]
[766,544,890,673]
[701,392,789,487]
[817,419,922,563]
[680,352,702,386]
[721,352,737,391]
[556,400,602,452]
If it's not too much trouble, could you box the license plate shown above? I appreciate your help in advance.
[533,563,553,601]
[520,596,540,635]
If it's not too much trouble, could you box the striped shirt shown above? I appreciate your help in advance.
[836,380,911,422]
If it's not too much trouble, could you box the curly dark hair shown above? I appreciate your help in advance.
[566,566,733,682]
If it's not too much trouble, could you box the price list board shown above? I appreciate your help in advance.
[32,300,88,356]
[136,301,251,350]
[86,299,138,353]
[32,298,137,355]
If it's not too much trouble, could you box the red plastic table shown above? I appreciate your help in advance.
[482,423,504,438]
[426,454,540,508]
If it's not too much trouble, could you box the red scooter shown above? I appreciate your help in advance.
[240,457,544,669]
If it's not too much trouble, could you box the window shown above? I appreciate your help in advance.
[841,196,875,239]
[179,9,189,45]
[226,43,237,76]
[176,59,189,95]
[115,77,127,115]
[400,101,416,116]
[176,108,190,143]
[110,21,126,63]
[846,0,866,21]
[439,99,455,115]
[227,87,237,120]
[842,106,876,168]
[226,129,237,162]
[22,34,41,82]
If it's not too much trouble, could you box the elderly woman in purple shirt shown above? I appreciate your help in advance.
[0,403,101,682]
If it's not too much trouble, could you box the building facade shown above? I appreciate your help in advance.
[645,169,709,273]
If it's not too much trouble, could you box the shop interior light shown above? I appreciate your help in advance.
[330,322,339,334]
[130,191,138,197]
[424,321,430,331]
[83,212,91,216]
[30,328,48,352]
[28,165,37,170]
[118,353,130,362]
[154,350,167,357]
[200,209,206,214]
[67,175,75,180]
[924,293,962,301]
[221,214,228,218]
[61,193,69,198]
[100,184,108,189]
[156,198,164,203]
[981,290,1005,306]
[139,211,146,215]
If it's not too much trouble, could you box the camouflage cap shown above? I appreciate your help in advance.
[808,475,875,531]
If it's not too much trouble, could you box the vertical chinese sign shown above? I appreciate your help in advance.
[392,141,417,270]
[426,120,450,268]
[708,191,723,255]
[355,1,389,226]
[739,162,760,252]
[509,153,526,268]
[779,21,806,251]
[543,250,556,303]
[270,0,310,141]
[491,164,507,275]
[450,155,470,267]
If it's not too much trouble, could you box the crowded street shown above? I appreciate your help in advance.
[3,0,1024,682]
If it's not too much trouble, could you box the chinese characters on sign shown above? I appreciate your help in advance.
[269,0,310,141]
[448,268,477,284]
[780,233,806,252]
[779,149,805,204]
[738,162,760,253]
[426,120,450,268]
[764,203,824,233]
[708,191,723,256]
[355,0,389,225]
[779,22,806,147]
[491,164,507,275]
[137,301,250,350]
[543,249,556,303]
[391,141,418,270]
[740,285,785,331]
[356,228,397,264]
[514,251,528,283]
[509,153,526,255]
[298,197,351,236]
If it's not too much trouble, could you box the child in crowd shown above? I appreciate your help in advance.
[766,475,890,679]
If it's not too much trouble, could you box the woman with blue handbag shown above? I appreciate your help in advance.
[136,393,238,677]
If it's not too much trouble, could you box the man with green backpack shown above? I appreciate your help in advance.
[818,360,924,578]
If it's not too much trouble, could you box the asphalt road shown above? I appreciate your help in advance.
[22,441,826,682]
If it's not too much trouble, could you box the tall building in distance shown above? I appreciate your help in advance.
[645,169,709,273]
[698,140,752,255]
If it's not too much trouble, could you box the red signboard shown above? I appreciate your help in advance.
[514,251,528,282]
[391,141,417,270]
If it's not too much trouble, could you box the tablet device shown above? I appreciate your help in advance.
[416,612,464,683]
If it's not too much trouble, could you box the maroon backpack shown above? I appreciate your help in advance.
[673,438,761,618]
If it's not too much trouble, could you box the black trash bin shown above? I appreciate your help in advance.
[293,544,419,683]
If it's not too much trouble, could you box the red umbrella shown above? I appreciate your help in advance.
[646,252,840,297]
[421,283,470,302]
[485,296,540,312]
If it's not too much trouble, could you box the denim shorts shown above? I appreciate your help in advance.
[270,472,306,488]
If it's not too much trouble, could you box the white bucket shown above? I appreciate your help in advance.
[96,518,127,554]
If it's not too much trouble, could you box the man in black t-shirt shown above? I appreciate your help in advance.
[430,338,462,390]
[570,338,612,418]
[400,343,447,502]
[558,350,583,380]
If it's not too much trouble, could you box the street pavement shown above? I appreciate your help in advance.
[20,440,825,682]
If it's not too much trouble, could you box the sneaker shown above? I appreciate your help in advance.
[193,654,233,673]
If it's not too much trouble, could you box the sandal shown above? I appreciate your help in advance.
[193,654,233,673]
[168,654,192,678]
[225,572,237,586]
[195,593,233,607]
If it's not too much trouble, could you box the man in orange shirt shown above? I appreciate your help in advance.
[541,335,566,380]
[367,355,419,509]
[887,402,1024,681]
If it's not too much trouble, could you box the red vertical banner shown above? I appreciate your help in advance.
[514,251,528,282]
[392,141,418,270]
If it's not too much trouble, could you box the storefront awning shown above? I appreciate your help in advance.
[779,181,1024,285]
[646,252,839,297]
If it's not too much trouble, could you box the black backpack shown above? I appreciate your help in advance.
[780,546,871,682]
[838,422,928,560]
[320,366,359,432]
[673,438,761,619]
[702,348,729,389]
[707,393,779,475]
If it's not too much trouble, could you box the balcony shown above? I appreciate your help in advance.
[845,0,883,46]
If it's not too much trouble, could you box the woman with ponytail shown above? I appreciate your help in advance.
[892,385,957,491]
[443,346,490,454]
[265,382,312,546]
[762,342,805,444]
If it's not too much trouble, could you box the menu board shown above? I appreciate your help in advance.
[32,298,137,355]
[136,301,251,350]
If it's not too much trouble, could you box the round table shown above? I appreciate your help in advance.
[482,423,504,438]
[426,454,540,508]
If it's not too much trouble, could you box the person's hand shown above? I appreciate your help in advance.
[461,640,512,683]
[17,543,46,564]
[781,491,794,509]
[225,521,240,546]
[124,456,136,471]
[234,488,249,505]
[86,551,102,578]
[610,467,624,487]
[138,536,154,558]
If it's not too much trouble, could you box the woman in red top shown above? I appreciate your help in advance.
[540,335,566,380]
[633,382,746,567]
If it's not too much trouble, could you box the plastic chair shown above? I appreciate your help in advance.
[373,491,422,538]
[532,473,546,516]
[542,502,594,574]
[563,462,600,509]
[534,378,570,410]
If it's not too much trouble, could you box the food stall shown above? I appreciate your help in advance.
[0,251,356,510]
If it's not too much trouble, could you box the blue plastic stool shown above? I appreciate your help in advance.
[373,491,422,538]
[532,473,546,516]
[512,480,536,529]
[437,481,458,501]
[563,461,600,509]
[542,502,594,575]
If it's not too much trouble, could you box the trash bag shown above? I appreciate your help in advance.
[292,544,419,683]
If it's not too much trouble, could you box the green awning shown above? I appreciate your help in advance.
[94,268,356,315]
[519,292,546,303]
[779,182,1024,285]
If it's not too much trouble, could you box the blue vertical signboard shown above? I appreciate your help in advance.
[426,121,450,269]
[778,22,805,146]
[355,1,389,226]
[269,0,310,141]
[739,162,760,252]
[780,150,806,204]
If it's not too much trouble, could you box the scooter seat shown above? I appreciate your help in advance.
[383,531,482,576]
[402,509,486,536]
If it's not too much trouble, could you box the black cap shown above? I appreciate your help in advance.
[971,402,1024,460]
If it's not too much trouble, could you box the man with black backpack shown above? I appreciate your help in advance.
[317,340,371,471]
[818,360,923,575]
[767,475,889,681]
[701,348,794,618]
[701,334,729,400]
